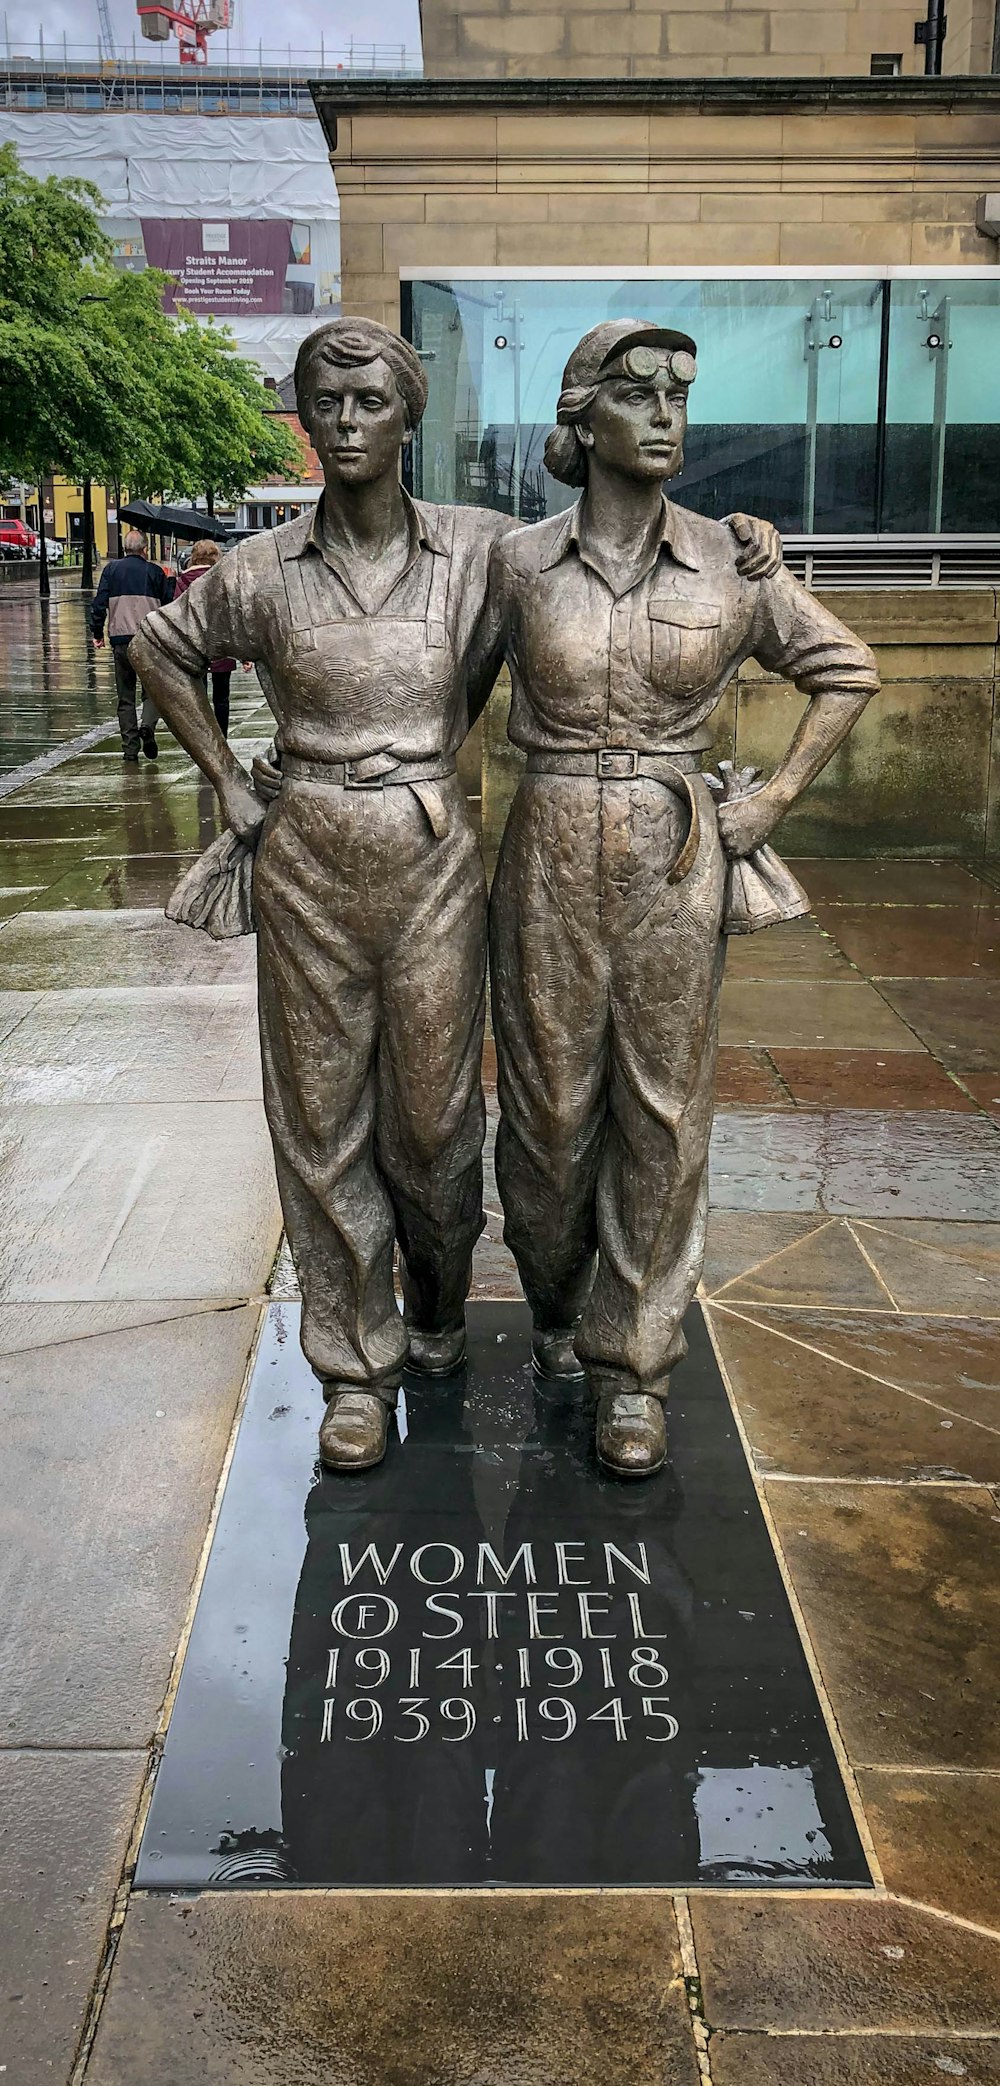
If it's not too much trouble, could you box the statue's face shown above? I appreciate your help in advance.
[581,374,688,483]
[303,355,410,486]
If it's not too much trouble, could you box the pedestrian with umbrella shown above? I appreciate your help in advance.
[90,528,175,762]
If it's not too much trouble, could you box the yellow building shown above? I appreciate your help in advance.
[49,480,113,559]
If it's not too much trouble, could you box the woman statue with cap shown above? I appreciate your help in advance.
[486,320,879,1477]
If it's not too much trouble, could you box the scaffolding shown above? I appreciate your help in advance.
[0,42,420,115]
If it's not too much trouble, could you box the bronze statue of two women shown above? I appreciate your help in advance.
[131,314,878,1482]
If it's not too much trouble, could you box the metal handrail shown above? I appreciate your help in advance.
[1,39,421,74]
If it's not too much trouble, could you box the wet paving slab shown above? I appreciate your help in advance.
[4,589,1000,2075]
[0,909,256,989]
[764,1483,1000,1769]
[734,1308,1000,1419]
[0,593,284,2083]
[40,851,205,909]
[876,980,1000,1075]
[708,1306,1000,1484]
[0,1097,279,1300]
[724,916,856,980]
[849,1219,1000,1315]
[710,1109,1000,1219]
[711,2036,1000,2083]
[0,1749,148,2086]
[720,978,919,1052]
[790,859,993,907]
[715,1044,795,1107]
[815,902,1000,980]
[766,1048,976,1112]
[691,1893,1000,2031]
[0,985,260,1104]
[707,1216,896,1310]
[857,1769,1000,1931]
[0,1302,260,1747]
[87,1890,701,2086]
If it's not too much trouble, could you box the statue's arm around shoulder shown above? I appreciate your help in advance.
[466,516,517,729]
[718,565,879,859]
[129,541,269,843]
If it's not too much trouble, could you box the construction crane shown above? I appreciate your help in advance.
[136,0,233,64]
[95,0,117,58]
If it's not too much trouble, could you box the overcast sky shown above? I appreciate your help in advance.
[3,0,421,61]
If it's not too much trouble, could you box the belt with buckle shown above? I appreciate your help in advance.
[524,747,702,883]
[281,753,457,790]
[526,748,700,780]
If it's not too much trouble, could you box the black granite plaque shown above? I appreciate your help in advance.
[136,1301,872,1891]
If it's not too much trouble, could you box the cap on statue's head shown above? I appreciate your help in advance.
[561,321,698,394]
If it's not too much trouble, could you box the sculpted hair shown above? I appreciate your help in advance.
[294,318,429,431]
[543,379,600,488]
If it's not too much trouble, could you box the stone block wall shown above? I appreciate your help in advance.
[324,93,1000,332]
[481,592,1000,861]
[312,82,1000,859]
[418,0,997,78]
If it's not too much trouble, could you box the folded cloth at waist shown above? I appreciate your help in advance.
[525,748,700,780]
[280,752,457,789]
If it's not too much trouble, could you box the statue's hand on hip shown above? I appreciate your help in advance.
[715,785,781,859]
[727,513,783,580]
[220,775,267,846]
[251,748,283,804]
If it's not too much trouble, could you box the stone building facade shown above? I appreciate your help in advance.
[311,55,1000,856]
[321,81,1000,321]
[419,0,996,79]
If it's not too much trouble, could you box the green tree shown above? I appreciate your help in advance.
[80,268,304,507]
[0,144,304,590]
[0,141,135,592]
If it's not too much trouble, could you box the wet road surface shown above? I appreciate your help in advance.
[2,583,1000,2083]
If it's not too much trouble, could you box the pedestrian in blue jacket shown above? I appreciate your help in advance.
[91,530,175,761]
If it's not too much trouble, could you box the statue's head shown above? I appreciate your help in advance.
[544,321,697,490]
[294,317,429,489]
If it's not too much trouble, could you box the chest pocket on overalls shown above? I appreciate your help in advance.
[648,598,722,697]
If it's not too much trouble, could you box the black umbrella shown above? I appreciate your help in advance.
[118,499,230,542]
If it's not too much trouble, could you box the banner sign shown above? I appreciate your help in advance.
[140,218,291,317]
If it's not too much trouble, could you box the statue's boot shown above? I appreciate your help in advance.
[531,1325,585,1381]
[407,1324,467,1377]
[595,1392,666,1478]
[319,1390,389,1472]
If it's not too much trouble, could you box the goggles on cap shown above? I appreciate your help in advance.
[602,345,697,387]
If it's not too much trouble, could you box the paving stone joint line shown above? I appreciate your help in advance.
[701,1303,886,1891]
[709,1300,1000,1439]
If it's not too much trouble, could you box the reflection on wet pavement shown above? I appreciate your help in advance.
[3,585,1000,2078]
[0,586,283,2082]
[136,1302,870,1892]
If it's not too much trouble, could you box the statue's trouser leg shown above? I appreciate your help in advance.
[491,774,726,1399]
[375,795,487,1341]
[254,779,487,1404]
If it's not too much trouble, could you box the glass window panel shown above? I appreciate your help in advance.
[406,276,885,533]
[883,277,1000,532]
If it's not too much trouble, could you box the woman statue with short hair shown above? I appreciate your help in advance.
[130,317,509,1473]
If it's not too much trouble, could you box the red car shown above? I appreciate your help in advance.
[0,519,38,560]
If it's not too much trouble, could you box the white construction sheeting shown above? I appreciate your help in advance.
[0,112,339,217]
[0,110,340,379]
